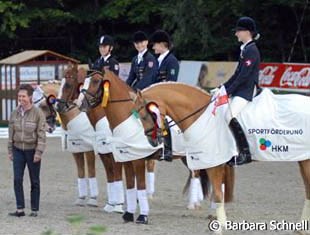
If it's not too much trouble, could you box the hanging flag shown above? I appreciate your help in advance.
[212,86,228,116]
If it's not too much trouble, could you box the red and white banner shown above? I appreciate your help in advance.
[259,63,310,93]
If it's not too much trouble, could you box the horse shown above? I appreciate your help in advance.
[67,66,125,213]
[36,66,99,207]
[32,83,58,133]
[82,69,234,224]
[133,82,310,230]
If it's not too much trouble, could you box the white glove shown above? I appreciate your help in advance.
[210,87,220,96]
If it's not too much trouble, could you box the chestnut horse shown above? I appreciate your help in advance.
[82,70,235,225]
[134,82,310,231]
[76,67,125,213]
[37,79,99,206]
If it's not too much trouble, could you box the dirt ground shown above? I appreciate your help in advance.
[0,137,308,235]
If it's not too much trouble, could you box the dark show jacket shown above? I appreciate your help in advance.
[126,50,158,90]
[224,40,260,101]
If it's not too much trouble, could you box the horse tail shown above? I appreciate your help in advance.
[181,157,210,199]
[223,164,235,203]
[199,169,210,198]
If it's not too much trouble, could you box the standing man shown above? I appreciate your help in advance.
[8,84,46,217]
[223,16,261,166]
[126,31,158,91]
[150,30,180,161]
[92,35,119,75]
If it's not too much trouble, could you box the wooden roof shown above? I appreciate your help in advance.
[0,50,79,65]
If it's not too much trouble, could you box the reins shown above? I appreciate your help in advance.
[166,103,209,128]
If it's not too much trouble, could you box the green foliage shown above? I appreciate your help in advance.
[0,0,309,62]
[0,1,29,37]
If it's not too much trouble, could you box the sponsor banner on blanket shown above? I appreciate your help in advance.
[259,63,310,93]
[238,88,310,161]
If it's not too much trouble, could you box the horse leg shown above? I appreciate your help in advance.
[223,165,235,203]
[146,159,155,199]
[298,160,310,223]
[99,153,124,213]
[73,152,87,206]
[206,165,227,226]
[84,151,98,207]
[187,170,204,210]
[132,159,149,224]
[123,161,136,222]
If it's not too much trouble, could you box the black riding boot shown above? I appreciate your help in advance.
[160,120,173,162]
[227,118,252,166]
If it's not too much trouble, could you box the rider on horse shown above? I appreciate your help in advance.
[126,31,158,91]
[92,35,119,75]
[219,16,261,166]
[150,30,180,162]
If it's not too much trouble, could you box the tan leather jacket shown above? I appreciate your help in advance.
[8,105,46,156]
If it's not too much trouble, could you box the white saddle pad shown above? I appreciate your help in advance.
[61,112,95,153]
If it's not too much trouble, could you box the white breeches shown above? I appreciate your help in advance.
[225,86,257,124]
[225,97,249,124]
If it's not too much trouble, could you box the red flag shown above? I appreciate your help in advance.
[212,86,228,115]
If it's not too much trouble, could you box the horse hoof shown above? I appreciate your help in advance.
[136,214,148,224]
[86,198,98,207]
[102,203,114,213]
[187,204,196,210]
[74,197,86,206]
[113,204,124,214]
[122,212,134,223]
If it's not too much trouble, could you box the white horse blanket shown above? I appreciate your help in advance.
[107,114,163,162]
[61,112,95,153]
[185,88,310,170]
[95,116,113,154]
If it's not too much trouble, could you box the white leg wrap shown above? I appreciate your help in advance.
[77,178,88,198]
[146,172,155,196]
[88,177,98,198]
[126,188,137,214]
[137,190,149,215]
[301,199,310,221]
[216,202,227,226]
[114,180,125,204]
[197,178,204,202]
[106,182,114,204]
[189,178,199,205]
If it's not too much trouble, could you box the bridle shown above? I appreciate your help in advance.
[134,97,210,139]
[33,92,57,125]
[56,75,82,113]
[81,78,133,108]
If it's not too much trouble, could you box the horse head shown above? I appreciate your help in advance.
[34,82,59,133]
[81,71,105,110]
[133,90,166,147]
[56,64,82,113]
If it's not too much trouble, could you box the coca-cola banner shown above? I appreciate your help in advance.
[259,63,310,93]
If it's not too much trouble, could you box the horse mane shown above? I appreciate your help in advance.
[40,80,61,95]
[143,82,211,96]
[104,69,135,93]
